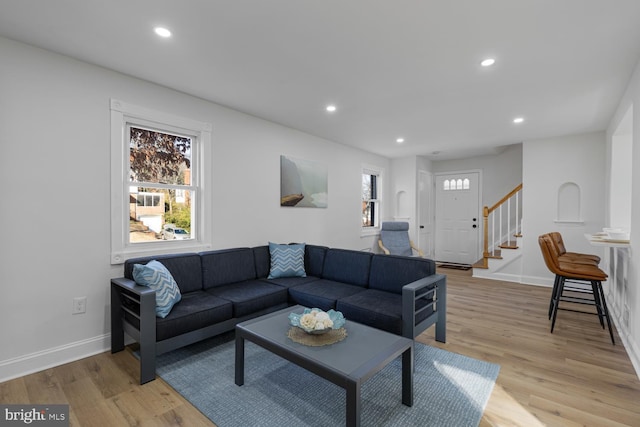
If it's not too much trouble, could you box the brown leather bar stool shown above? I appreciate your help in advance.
[538,234,614,344]
[545,232,600,317]
[549,231,600,265]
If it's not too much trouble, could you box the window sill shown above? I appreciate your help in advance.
[361,227,380,238]
[111,241,212,265]
[553,219,584,225]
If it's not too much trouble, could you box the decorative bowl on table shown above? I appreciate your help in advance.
[288,308,345,334]
[604,228,630,240]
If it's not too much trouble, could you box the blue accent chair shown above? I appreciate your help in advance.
[378,221,424,257]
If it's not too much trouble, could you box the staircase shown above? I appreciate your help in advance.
[473,184,523,281]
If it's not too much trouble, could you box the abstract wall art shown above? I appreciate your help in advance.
[280,155,328,208]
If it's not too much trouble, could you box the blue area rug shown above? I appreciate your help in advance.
[155,333,499,427]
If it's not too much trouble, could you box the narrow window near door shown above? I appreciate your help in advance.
[362,166,383,230]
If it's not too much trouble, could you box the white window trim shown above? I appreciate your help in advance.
[110,99,213,264]
[361,164,384,237]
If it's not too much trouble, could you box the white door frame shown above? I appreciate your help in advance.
[434,169,483,264]
[417,170,434,258]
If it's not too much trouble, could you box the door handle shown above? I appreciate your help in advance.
[472,224,477,228]
[420,225,425,229]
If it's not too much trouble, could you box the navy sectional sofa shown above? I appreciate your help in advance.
[111,245,446,384]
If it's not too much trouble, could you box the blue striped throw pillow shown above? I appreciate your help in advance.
[132,260,182,318]
[268,242,307,279]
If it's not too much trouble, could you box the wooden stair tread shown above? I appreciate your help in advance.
[472,259,488,269]
[487,248,502,258]
[499,240,519,249]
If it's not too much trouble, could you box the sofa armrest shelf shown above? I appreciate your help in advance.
[111,277,158,384]
[110,278,157,330]
[402,273,446,342]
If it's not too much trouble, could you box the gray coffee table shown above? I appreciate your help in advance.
[235,305,413,427]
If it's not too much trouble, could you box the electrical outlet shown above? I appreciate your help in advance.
[73,296,87,314]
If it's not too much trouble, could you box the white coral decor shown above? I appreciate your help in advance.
[300,313,317,330]
[299,310,334,331]
[289,308,345,334]
[315,311,334,328]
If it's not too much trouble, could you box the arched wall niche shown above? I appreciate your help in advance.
[395,190,410,220]
[556,182,582,223]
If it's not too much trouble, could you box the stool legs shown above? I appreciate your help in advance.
[549,277,615,345]
[590,281,605,328]
[595,281,615,345]
[550,277,564,334]
[549,275,561,319]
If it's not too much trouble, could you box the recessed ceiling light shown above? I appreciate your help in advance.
[396,138,405,144]
[154,27,172,38]
[480,58,496,67]
[513,117,524,124]
[326,105,337,112]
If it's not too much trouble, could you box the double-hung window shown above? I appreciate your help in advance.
[362,166,383,232]
[110,99,212,264]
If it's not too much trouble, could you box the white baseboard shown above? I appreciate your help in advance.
[478,271,526,283]
[624,336,640,380]
[607,301,640,379]
[472,270,554,288]
[0,334,111,383]
[519,275,554,287]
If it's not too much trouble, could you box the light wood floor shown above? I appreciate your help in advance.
[2,270,639,426]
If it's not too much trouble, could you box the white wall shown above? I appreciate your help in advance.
[386,156,436,247]
[520,132,606,285]
[610,125,632,230]
[388,157,418,242]
[0,37,389,381]
[606,56,640,375]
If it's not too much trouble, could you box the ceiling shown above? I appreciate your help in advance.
[2,0,640,159]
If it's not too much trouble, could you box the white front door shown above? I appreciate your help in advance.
[435,172,480,264]
[418,170,434,258]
